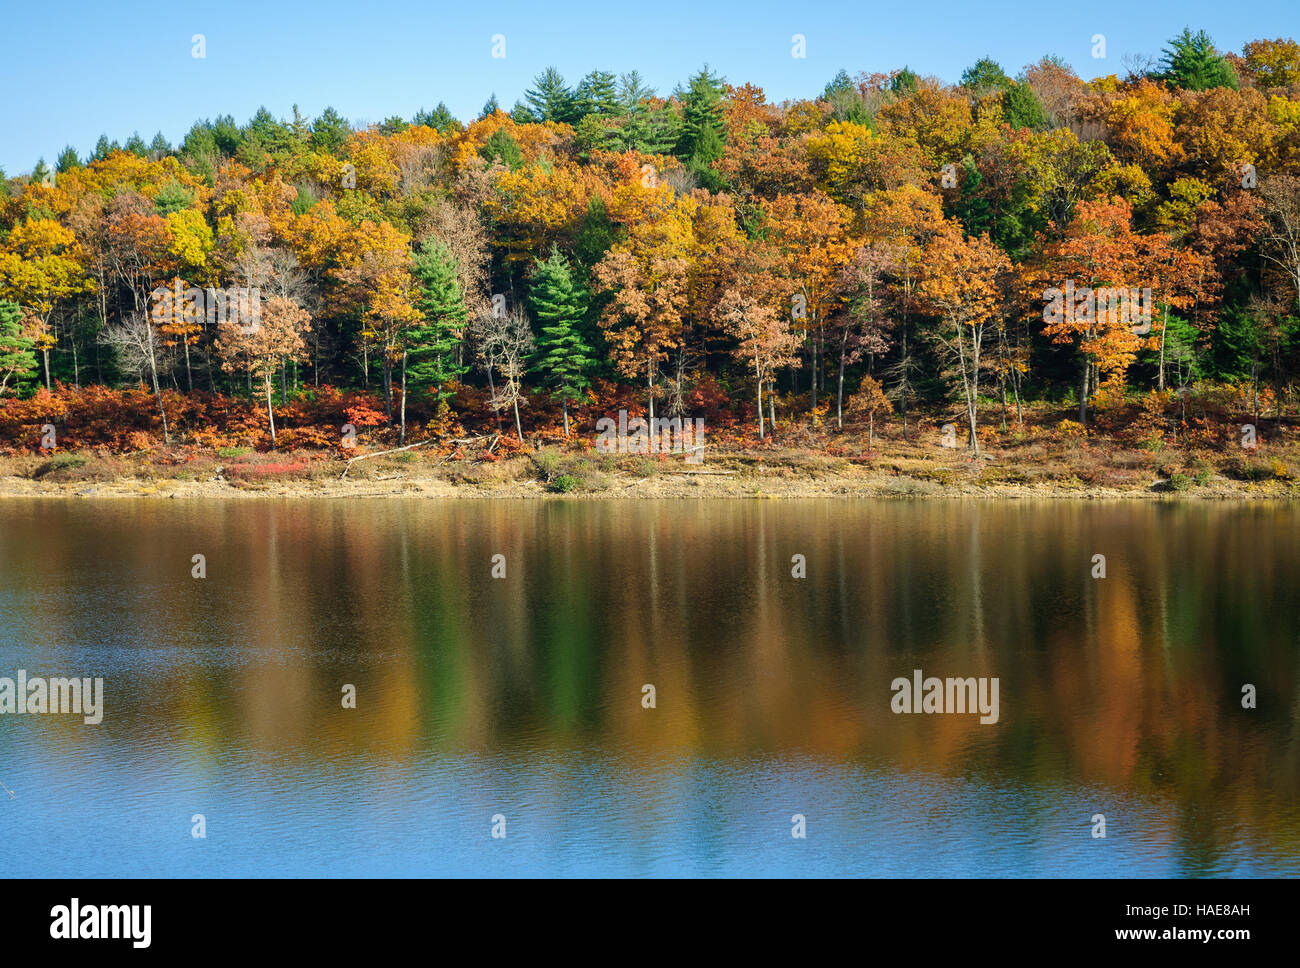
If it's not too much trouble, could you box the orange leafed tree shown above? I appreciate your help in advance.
[214,296,312,445]
[919,220,1009,453]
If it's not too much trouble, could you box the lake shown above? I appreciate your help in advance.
[1,497,1297,876]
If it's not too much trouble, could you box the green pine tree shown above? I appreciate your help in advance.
[575,70,620,120]
[530,248,594,437]
[414,102,459,134]
[1003,81,1049,131]
[409,239,470,402]
[676,66,727,188]
[0,300,37,397]
[56,146,80,172]
[1160,28,1239,91]
[525,67,577,124]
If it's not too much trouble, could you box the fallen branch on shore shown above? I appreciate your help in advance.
[339,434,500,478]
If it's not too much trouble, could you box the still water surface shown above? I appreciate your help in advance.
[1,498,1297,876]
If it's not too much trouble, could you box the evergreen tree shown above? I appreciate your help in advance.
[480,128,523,170]
[1160,28,1239,90]
[409,239,470,400]
[575,70,619,119]
[414,102,459,134]
[525,67,576,124]
[960,58,1013,97]
[675,65,727,187]
[891,67,919,95]
[154,179,194,216]
[480,93,501,118]
[92,134,119,161]
[247,107,297,155]
[124,131,148,156]
[823,69,871,125]
[209,115,243,155]
[1003,81,1049,130]
[618,71,655,111]
[309,107,351,154]
[148,131,172,158]
[530,248,594,436]
[0,300,37,396]
[56,146,80,172]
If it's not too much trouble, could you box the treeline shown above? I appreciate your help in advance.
[2,28,1299,452]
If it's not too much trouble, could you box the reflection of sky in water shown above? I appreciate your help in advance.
[5,742,1284,876]
[1,498,1298,876]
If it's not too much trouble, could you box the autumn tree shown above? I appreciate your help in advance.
[1036,198,1149,422]
[919,221,1009,453]
[214,296,312,444]
[715,288,797,438]
[846,374,892,450]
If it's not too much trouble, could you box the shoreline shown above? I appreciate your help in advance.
[2,465,1295,502]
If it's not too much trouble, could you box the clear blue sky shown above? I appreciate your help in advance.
[1,0,1295,174]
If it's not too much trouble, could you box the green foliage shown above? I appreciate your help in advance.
[55,146,80,172]
[530,248,595,413]
[525,67,578,124]
[32,453,88,477]
[1160,28,1239,90]
[1003,82,1049,130]
[409,239,470,398]
[676,65,727,187]
[153,179,194,216]
[891,67,919,95]
[310,107,352,154]
[414,102,460,134]
[0,300,37,395]
[575,70,620,119]
[547,473,581,493]
[91,135,119,161]
[961,58,1013,96]
[823,69,873,125]
[480,128,523,170]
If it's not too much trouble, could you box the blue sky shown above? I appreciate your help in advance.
[1,0,1295,174]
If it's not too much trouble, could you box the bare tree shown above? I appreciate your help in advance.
[470,307,535,441]
[1260,175,1300,310]
[99,310,172,442]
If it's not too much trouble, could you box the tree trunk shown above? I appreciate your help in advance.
[381,355,393,421]
[1157,304,1168,391]
[1077,354,1089,425]
[144,318,170,444]
[836,328,847,431]
[265,373,276,444]
[399,350,408,445]
[755,354,765,440]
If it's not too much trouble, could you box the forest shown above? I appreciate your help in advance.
[1,28,1299,492]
